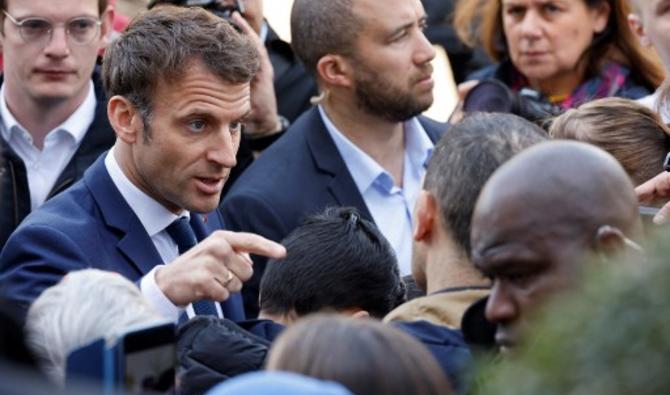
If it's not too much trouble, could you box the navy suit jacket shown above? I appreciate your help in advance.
[220,107,447,317]
[0,155,245,321]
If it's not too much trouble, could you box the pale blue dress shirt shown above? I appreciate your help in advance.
[318,106,434,275]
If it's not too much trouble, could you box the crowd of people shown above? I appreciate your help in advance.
[0,0,669,394]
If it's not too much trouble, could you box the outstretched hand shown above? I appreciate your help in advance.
[155,230,286,306]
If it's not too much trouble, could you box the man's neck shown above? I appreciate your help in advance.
[424,243,489,295]
[322,97,406,186]
[4,84,90,150]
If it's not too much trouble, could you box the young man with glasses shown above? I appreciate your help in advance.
[0,0,115,248]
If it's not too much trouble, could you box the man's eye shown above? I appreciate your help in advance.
[230,121,244,135]
[187,119,207,133]
[20,18,51,37]
[390,30,408,42]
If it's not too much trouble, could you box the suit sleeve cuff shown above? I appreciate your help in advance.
[140,266,184,322]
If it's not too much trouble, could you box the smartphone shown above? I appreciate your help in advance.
[110,322,176,394]
[66,322,176,394]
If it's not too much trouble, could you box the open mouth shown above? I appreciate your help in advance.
[195,177,225,195]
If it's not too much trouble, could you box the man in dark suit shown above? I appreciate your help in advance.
[221,0,446,317]
[0,6,285,321]
[0,0,117,249]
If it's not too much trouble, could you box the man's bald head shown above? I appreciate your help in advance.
[470,141,641,352]
[474,141,640,251]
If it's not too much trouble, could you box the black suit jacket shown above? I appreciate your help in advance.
[220,107,447,317]
[0,70,115,249]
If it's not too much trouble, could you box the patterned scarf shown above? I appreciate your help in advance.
[510,62,630,109]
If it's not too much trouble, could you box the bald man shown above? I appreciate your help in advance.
[468,141,642,354]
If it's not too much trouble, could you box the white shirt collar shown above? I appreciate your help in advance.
[318,105,434,193]
[0,81,96,145]
[260,21,269,43]
[104,147,188,237]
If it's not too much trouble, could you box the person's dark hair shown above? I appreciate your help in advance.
[424,113,547,256]
[102,5,259,137]
[290,0,363,75]
[266,315,454,395]
[259,207,406,318]
[550,97,670,186]
[453,0,663,90]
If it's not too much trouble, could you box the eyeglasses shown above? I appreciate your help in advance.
[2,11,102,46]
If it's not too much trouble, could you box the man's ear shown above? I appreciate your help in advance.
[98,5,116,50]
[628,13,651,47]
[414,190,437,242]
[316,54,354,88]
[108,95,141,144]
[595,225,627,257]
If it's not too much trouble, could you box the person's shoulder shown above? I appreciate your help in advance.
[394,320,467,347]
[18,178,97,236]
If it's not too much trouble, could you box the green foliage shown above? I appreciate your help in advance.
[474,230,670,395]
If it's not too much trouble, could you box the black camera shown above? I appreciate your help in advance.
[149,0,245,20]
[462,79,563,124]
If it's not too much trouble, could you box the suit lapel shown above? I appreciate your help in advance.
[303,108,374,222]
[84,155,163,276]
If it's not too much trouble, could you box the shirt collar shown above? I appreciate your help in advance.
[0,81,96,145]
[260,21,269,43]
[105,147,189,237]
[318,105,433,193]
[405,117,435,175]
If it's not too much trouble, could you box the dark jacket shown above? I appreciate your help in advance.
[394,321,473,395]
[177,316,271,395]
[0,70,115,249]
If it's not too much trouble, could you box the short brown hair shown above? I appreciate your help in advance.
[1,0,107,15]
[266,315,454,395]
[102,5,259,129]
[549,97,670,185]
[290,0,362,75]
[453,0,664,90]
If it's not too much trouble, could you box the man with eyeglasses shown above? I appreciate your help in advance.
[0,0,115,248]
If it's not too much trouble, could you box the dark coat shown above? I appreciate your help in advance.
[0,70,115,249]
[394,320,473,395]
[0,156,245,321]
[220,107,447,317]
[177,316,271,395]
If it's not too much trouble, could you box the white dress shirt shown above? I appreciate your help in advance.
[0,82,96,210]
[105,149,222,321]
[318,106,434,275]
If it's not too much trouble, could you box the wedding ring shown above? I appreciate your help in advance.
[222,270,234,287]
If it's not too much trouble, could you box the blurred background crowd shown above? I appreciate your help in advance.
[1,0,670,394]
